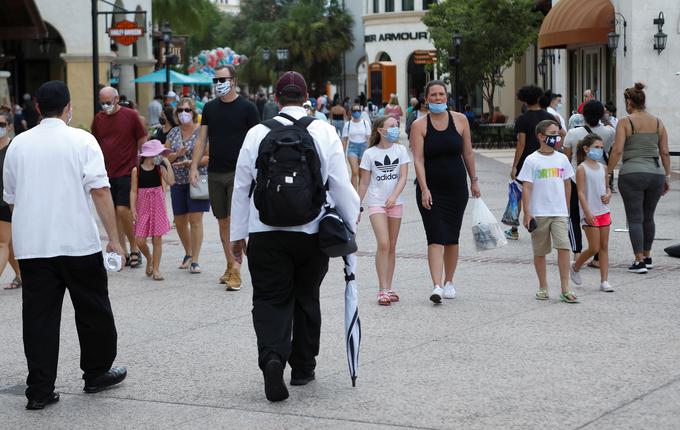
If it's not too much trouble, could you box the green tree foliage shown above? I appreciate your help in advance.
[423,0,542,114]
[152,0,219,41]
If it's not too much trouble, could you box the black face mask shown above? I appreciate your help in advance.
[159,117,166,125]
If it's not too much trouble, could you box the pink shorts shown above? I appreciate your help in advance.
[368,204,403,218]
[583,212,611,227]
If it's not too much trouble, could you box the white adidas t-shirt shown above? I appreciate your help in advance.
[359,143,411,206]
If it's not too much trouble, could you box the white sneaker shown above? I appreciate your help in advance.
[570,263,582,285]
[600,281,614,292]
[430,285,443,304]
[442,282,456,299]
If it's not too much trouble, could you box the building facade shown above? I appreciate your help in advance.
[540,0,680,152]
[0,0,155,128]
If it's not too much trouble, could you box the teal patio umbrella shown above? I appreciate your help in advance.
[134,69,196,85]
[187,72,214,85]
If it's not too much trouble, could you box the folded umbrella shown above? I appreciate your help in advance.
[343,254,361,387]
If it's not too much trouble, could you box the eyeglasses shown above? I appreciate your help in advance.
[176,108,193,113]
[212,77,234,84]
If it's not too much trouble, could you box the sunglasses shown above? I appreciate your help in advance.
[212,77,234,83]
[0,122,7,127]
[176,108,193,113]
[351,110,361,113]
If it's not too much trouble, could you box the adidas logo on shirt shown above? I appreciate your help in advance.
[374,155,399,181]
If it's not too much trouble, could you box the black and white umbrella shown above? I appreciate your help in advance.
[343,254,361,387]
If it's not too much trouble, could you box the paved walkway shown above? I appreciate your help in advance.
[1,145,679,429]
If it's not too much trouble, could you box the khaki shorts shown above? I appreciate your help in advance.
[531,216,570,256]
[208,170,235,219]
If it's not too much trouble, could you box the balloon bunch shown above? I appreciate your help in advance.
[187,47,248,76]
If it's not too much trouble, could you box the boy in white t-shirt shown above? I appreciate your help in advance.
[517,119,578,304]
[358,116,410,306]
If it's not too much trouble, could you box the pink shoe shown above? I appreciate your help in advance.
[387,290,399,302]
[377,290,391,306]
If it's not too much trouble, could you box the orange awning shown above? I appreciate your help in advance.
[538,0,614,49]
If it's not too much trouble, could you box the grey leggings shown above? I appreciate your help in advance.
[618,173,665,253]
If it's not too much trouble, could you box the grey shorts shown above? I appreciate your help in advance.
[208,171,235,219]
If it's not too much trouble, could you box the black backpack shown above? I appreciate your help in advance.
[252,112,326,227]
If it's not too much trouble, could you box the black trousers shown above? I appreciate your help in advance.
[247,231,329,373]
[19,253,117,401]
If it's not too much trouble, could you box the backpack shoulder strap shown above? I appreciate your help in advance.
[278,112,315,129]
[262,118,284,131]
[583,125,592,134]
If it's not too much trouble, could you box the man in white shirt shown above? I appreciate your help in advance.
[230,72,359,402]
[546,91,566,130]
[3,81,128,410]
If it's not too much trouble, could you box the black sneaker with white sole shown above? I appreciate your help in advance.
[628,261,648,274]
[644,257,653,269]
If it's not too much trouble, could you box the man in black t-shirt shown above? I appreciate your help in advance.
[190,64,260,290]
[507,85,562,240]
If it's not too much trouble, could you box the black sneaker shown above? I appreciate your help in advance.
[644,257,653,269]
[26,392,60,410]
[290,370,315,386]
[628,261,648,274]
[83,366,127,393]
[263,358,289,402]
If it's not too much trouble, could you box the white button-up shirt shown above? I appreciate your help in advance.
[230,106,360,240]
[3,118,110,259]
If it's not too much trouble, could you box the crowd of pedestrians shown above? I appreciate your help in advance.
[0,69,673,409]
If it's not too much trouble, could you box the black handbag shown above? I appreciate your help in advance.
[318,205,357,258]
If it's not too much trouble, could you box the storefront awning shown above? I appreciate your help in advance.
[0,0,48,40]
[538,0,614,49]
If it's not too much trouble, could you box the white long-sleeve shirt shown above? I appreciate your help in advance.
[230,106,360,241]
[3,118,110,259]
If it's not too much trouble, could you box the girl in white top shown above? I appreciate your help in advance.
[571,134,613,292]
[358,116,411,306]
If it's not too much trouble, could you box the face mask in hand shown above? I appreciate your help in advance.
[428,103,448,114]
[587,148,604,161]
[178,112,193,124]
[545,134,560,148]
[215,81,232,97]
[386,126,400,143]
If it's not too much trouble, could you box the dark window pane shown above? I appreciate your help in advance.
[403,0,414,11]
[385,0,394,12]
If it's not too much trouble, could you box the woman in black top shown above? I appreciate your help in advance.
[153,106,178,144]
[0,110,22,289]
[411,80,480,304]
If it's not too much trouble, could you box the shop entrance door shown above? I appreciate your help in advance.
[582,47,601,101]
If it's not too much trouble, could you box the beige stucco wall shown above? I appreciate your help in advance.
[65,58,111,129]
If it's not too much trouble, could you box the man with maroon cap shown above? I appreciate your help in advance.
[231,72,359,402]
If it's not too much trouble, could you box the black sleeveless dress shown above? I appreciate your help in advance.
[416,113,469,245]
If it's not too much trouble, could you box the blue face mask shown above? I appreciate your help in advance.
[587,148,604,161]
[352,111,361,119]
[545,134,560,148]
[428,102,448,114]
[386,127,400,143]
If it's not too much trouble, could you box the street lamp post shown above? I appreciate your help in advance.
[162,22,172,95]
[449,32,463,112]
[276,48,289,72]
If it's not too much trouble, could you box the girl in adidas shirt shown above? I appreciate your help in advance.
[358,116,411,306]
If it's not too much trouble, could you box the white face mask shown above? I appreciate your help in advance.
[178,111,193,124]
[215,81,232,97]
[102,101,117,114]
[0,127,7,138]
[67,107,73,125]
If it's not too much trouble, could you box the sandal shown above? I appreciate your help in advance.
[178,255,192,269]
[152,273,164,281]
[189,263,201,274]
[587,261,600,268]
[129,251,142,268]
[377,290,391,306]
[3,277,22,290]
[124,253,131,267]
[560,291,579,304]
[386,290,400,302]
[535,289,549,300]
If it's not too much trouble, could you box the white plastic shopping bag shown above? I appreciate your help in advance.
[471,198,508,251]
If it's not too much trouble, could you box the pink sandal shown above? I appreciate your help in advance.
[387,290,399,302]
[377,290,391,306]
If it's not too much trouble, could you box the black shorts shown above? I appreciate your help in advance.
[109,175,131,207]
[0,205,11,222]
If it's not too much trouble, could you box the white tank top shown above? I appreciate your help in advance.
[579,162,609,219]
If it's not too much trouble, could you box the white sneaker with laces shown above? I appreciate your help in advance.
[600,281,614,292]
[430,285,443,304]
[442,282,456,299]
[570,263,582,285]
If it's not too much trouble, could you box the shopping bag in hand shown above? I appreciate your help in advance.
[501,181,522,226]
[471,198,508,251]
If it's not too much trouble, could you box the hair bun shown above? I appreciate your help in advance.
[634,82,646,91]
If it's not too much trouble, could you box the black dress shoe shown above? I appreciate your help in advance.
[263,359,289,402]
[83,366,127,393]
[26,392,60,410]
[290,370,315,386]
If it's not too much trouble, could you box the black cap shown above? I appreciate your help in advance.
[36,80,70,116]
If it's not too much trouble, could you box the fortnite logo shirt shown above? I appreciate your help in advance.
[533,167,565,180]
[374,155,399,181]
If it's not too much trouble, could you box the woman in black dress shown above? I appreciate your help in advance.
[410,80,480,304]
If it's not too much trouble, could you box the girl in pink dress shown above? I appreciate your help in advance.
[131,140,175,280]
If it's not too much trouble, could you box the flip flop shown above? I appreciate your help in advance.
[178,255,192,269]
[152,273,164,281]
[587,261,600,268]
[189,263,201,274]
[129,251,142,268]
[3,277,22,290]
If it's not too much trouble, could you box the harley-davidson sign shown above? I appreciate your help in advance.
[109,20,144,46]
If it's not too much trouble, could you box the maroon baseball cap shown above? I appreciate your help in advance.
[275,71,307,98]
